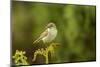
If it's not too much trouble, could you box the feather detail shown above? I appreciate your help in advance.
[33,29,48,44]
[33,38,41,44]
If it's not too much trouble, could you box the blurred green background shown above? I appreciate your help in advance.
[12,1,96,65]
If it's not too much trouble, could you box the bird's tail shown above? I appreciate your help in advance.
[33,38,41,44]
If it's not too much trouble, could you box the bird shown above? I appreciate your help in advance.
[33,22,57,44]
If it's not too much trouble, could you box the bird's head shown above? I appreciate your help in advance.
[46,22,56,29]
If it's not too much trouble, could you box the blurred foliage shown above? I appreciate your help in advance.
[13,50,28,65]
[12,1,96,65]
[32,43,59,64]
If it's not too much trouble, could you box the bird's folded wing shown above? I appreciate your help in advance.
[33,29,48,44]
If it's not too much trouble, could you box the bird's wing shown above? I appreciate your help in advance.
[33,29,48,44]
[39,29,48,39]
